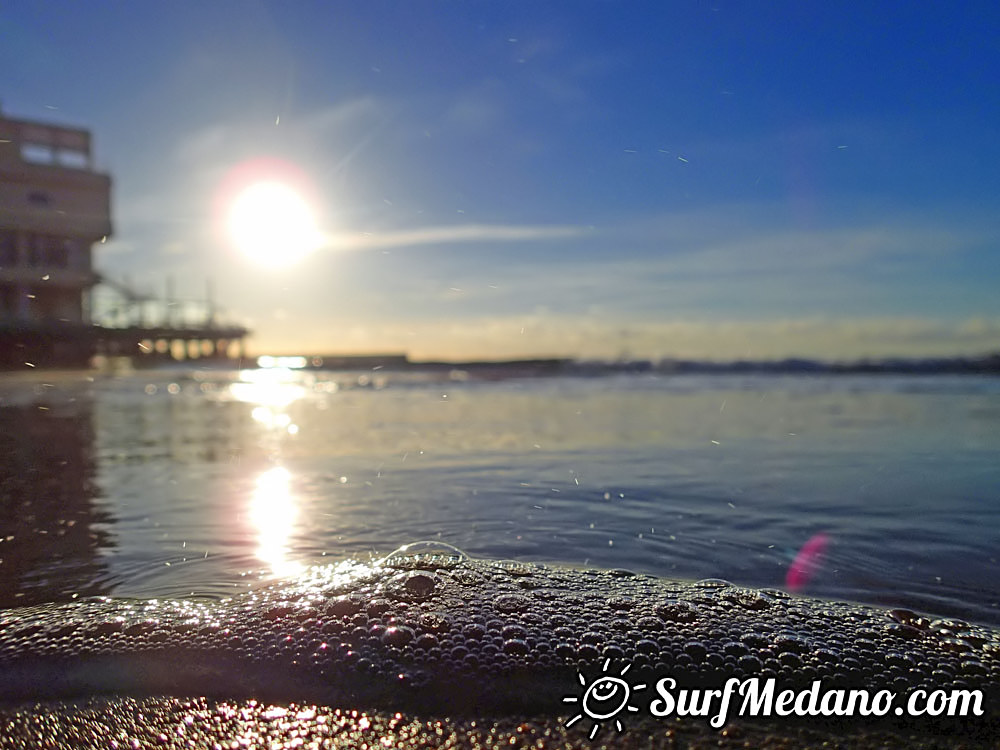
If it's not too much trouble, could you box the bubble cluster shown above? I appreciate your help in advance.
[1,548,999,731]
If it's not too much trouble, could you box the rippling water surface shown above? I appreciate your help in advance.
[1,368,998,625]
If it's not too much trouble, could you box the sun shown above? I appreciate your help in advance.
[227,180,322,268]
[563,659,645,739]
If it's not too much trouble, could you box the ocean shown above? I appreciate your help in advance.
[2,368,999,627]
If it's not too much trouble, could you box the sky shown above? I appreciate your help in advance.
[2,1,999,361]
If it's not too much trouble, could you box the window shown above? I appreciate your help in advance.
[27,235,41,267]
[56,149,89,169]
[46,241,68,268]
[20,143,55,164]
[0,231,16,266]
[62,238,82,269]
[0,286,15,317]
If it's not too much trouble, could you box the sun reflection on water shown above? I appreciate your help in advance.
[228,365,316,576]
[231,367,307,409]
[249,466,304,578]
[228,365,316,437]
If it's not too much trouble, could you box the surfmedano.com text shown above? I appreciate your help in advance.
[650,677,984,728]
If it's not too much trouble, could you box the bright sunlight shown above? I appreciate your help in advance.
[227,180,322,268]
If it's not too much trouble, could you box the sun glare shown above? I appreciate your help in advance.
[249,467,304,578]
[228,180,322,268]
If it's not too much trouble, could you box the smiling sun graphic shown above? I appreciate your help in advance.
[563,659,647,739]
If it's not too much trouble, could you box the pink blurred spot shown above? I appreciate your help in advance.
[785,532,829,592]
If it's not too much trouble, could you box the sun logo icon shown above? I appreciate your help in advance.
[563,659,646,739]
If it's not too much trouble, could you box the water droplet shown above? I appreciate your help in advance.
[961,633,987,648]
[403,570,439,594]
[494,594,530,613]
[502,638,530,656]
[419,612,451,632]
[49,624,77,638]
[886,623,923,640]
[773,634,810,653]
[555,642,575,658]
[636,638,659,655]
[684,641,708,661]
[960,659,988,676]
[13,624,43,639]
[383,542,468,569]
[693,578,731,589]
[636,616,663,632]
[940,638,973,654]
[930,618,970,634]
[602,644,625,661]
[501,624,527,640]
[450,568,484,585]
[462,622,486,640]
[491,560,537,577]
[414,633,439,650]
[327,597,362,617]
[740,632,769,649]
[655,600,700,623]
[92,619,125,636]
[722,588,772,611]
[723,641,748,658]
[366,598,392,617]
[124,621,157,637]
[888,609,931,630]
[759,588,790,600]
[778,651,802,669]
[382,626,415,647]
[264,605,294,621]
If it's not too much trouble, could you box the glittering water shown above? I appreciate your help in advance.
[1,368,999,625]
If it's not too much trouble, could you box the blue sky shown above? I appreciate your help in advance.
[3,1,998,359]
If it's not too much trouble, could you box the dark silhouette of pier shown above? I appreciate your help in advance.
[1,270,249,369]
[88,274,249,365]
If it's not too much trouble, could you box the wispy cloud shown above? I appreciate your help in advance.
[325,223,591,251]
[331,211,988,317]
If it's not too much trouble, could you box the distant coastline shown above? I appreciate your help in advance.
[289,352,1000,376]
[4,351,999,377]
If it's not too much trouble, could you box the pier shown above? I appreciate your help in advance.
[90,275,249,364]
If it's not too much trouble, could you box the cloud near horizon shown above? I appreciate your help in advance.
[244,312,1000,362]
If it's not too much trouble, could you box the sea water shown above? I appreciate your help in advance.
[1,368,998,626]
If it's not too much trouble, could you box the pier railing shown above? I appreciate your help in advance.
[88,277,248,362]
[0,276,250,367]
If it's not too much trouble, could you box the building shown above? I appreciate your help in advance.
[0,107,112,366]
[1,107,249,368]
